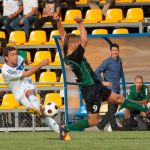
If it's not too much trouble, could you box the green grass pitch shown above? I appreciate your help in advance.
[0,131,150,150]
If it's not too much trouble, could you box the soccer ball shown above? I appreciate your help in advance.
[44,102,59,117]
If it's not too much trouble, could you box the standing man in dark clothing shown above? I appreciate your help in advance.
[95,43,123,130]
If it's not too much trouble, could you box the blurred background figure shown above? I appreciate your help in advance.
[10,0,38,40]
[95,43,123,131]
[0,0,23,35]
[88,0,115,17]
[102,0,115,16]
[34,0,61,30]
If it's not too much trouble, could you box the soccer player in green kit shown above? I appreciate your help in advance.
[56,16,150,136]
[124,75,149,130]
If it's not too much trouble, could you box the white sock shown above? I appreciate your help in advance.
[28,95,60,133]
[28,95,41,111]
[42,117,60,133]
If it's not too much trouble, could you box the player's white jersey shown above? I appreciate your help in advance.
[1,56,35,102]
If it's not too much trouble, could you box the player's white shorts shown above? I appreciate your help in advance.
[15,81,41,111]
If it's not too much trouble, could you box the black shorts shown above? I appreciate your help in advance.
[81,82,111,114]
[130,110,140,115]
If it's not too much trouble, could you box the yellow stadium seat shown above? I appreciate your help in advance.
[62,9,82,24]
[72,29,80,35]
[25,30,47,45]
[27,51,31,62]
[30,74,36,83]
[116,0,133,2]
[37,72,57,88]
[36,94,41,101]
[76,0,87,4]
[44,16,62,25]
[9,31,26,45]
[0,94,20,109]
[51,52,61,66]
[100,0,106,3]
[44,30,59,45]
[97,0,105,4]
[0,31,6,38]
[100,102,108,116]
[55,73,64,87]
[30,51,51,66]
[44,93,64,109]
[122,8,144,23]
[83,9,102,24]
[112,28,129,34]
[101,8,123,23]
[44,22,52,25]
[92,29,108,34]
[0,74,7,88]
[23,51,31,66]
[100,0,133,3]
[136,0,150,1]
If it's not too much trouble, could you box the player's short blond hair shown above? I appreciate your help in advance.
[63,33,78,56]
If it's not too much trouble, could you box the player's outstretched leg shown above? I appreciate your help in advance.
[59,120,90,140]
[41,117,60,133]
[25,93,71,140]
[121,99,147,112]
[21,94,71,140]
[64,119,89,132]
[59,125,71,141]
[40,108,71,140]
[107,92,149,113]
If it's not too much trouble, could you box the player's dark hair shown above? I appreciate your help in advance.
[110,43,119,51]
[3,46,16,57]
[63,33,78,56]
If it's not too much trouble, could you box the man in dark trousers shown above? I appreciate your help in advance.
[95,43,123,131]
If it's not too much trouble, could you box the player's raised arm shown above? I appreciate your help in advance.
[22,59,49,77]
[74,17,88,48]
[56,16,66,44]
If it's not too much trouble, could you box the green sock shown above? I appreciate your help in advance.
[65,119,89,131]
[121,99,147,112]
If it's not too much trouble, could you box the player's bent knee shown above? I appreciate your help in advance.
[25,90,35,97]
[117,95,124,104]
[88,114,99,126]
[124,109,131,119]
[88,119,99,127]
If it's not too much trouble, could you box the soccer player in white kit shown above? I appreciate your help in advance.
[1,46,71,140]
